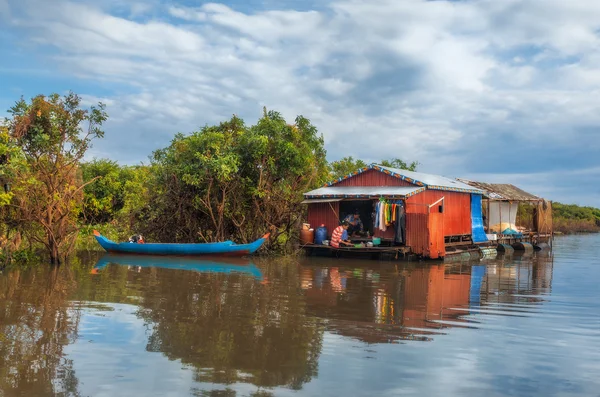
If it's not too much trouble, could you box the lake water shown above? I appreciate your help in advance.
[1,234,599,397]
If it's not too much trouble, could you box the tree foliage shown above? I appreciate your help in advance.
[4,92,107,264]
[553,202,600,233]
[553,202,600,222]
[80,159,140,224]
[328,156,367,179]
[136,110,328,251]
[329,156,418,180]
[1,90,427,260]
[379,158,419,171]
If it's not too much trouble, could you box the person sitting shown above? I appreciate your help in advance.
[330,221,352,248]
[343,210,364,237]
[128,234,145,244]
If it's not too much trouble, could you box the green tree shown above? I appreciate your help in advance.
[117,165,152,233]
[5,92,107,264]
[379,158,419,171]
[328,157,418,180]
[238,110,328,248]
[328,156,367,179]
[552,202,600,233]
[0,124,26,261]
[143,110,328,251]
[81,159,129,224]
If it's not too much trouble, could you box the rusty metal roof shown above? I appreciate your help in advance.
[455,179,542,201]
[375,165,484,194]
[321,164,484,194]
[303,186,425,199]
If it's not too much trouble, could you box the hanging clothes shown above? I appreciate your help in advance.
[379,201,387,231]
[394,202,406,244]
[372,202,378,230]
[385,203,391,226]
[384,203,388,225]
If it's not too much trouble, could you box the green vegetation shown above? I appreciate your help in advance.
[0,255,323,392]
[553,202,600,233]
[1,93,107,264]
[1,93,416,264]
[328,156,418,179]
[5,91,596,264]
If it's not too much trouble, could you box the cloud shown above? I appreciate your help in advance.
[461,167,600,206]
[0,0,9,17]
[2,0,600,205]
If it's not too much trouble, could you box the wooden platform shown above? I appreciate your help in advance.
[301,243,411,259]
[487,232,553,248]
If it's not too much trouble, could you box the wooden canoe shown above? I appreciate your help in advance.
[93,230,269,256]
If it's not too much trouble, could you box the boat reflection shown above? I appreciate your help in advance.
[0,248,557,395]
[92,253,264,280]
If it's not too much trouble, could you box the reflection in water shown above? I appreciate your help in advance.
[1,236,599,396]
[300,262,484,342]
[0,266,81,396]
[300,255,556,343]
[93,254,265,280]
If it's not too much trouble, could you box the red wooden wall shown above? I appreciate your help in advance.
[406,190,471,236]
[306,169,473,255]
[428,212,445,258]
[307,202,340,237]
[406,213,428,256]
[334,169,414,187]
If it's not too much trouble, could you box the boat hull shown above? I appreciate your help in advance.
[93,253,263,280]
[93,231,268,256]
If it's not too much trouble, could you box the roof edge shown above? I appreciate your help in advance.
[456,178,543,201]
[324,163,427,187]
[324,164,482,194]
[304,186,426,199]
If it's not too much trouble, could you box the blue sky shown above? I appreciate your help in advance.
[1,0,599,206]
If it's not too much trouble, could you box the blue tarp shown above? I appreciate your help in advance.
[469,265,486,304]
[502,228,523,237]
[471,194,488,243]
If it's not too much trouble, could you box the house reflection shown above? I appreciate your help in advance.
[477,252,553,304]
[299,253,554,343]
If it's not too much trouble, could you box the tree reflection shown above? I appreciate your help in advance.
[0,250,555,395]
[133,258,323,390]
[0,265,82,396]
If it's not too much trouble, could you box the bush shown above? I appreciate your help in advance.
[553,202,600,233]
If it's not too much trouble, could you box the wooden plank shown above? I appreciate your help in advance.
[445,241,475,247]
[300,243,411,254]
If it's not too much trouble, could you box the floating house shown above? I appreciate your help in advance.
[456,179,553,247]
[302,164,485,259]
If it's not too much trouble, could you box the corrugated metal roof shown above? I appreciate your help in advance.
[322,164,484,194]
[372,165,484,194]
[304,186,425,199]
[300,198,343,204]
[455,179,541,201]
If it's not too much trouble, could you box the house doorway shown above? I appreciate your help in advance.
[339,200,374,235]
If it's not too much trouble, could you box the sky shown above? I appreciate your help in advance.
[0,0,599,206]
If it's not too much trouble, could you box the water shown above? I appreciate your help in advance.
[1,234,599,397]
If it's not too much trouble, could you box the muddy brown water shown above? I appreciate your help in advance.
[1,234,599,396]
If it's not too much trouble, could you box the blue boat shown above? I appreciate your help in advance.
[92,254,263,280]
[93,230,269,256]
